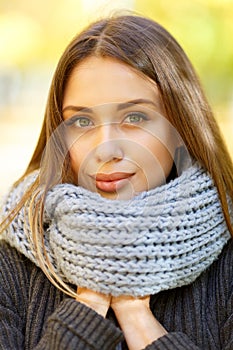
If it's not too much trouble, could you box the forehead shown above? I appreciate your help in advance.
[62,56,160,108]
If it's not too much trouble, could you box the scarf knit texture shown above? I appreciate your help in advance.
[1,162,231,297]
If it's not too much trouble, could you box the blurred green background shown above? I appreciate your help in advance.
[0,0,232,195]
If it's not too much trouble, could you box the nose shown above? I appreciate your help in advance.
[94,124,124,163]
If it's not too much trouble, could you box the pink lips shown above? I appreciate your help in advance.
[93,172,134,192]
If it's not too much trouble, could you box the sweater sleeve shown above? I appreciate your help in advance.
[145,239,233,350]
[0,241,28,349]
[34,299,123,350]
[145,332,200,349]
[0,241,123,350]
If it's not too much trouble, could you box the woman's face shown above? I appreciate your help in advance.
[62,56,177,200]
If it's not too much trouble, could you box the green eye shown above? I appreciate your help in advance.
[66,116,93,128]
[124,112,148,124]
[76,117,92,127]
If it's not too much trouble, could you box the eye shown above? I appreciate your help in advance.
[123,112,148,124]
[65,116,94,128]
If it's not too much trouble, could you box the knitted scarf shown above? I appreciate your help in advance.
[1,163,231,297]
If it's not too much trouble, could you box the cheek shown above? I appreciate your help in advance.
[146,125,177,175]
[133,135,174,180]
[66,129,92,175]
[150,141,174,175]
[69,143,86,175]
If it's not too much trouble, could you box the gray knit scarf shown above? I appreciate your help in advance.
[1,162,231,297]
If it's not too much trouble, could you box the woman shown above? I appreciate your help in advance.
[0,14,233,349]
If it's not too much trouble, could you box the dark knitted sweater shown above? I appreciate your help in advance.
[0,238,233,350]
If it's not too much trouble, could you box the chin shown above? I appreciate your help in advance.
[97,188,137,201]
[98,190,121,200]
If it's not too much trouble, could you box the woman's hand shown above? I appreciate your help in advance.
[76,287,111,317]
[111,295,167,350]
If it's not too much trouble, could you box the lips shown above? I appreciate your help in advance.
[95,172,132,182]
[92,172,134,192]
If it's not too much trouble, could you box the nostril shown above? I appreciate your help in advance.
[113,155,123,161]
[95,141,124,163]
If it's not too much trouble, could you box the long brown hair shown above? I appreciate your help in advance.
[1,14,233,295]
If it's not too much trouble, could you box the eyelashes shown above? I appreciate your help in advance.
[123,112,149,124]
[65,116,94,128]
[65,111,149,129]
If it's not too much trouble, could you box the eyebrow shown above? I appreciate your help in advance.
[62,105,92,113]
[116,99,159,111]
[62,99,159,114]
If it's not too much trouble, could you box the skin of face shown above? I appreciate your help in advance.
[62,56,177,200]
